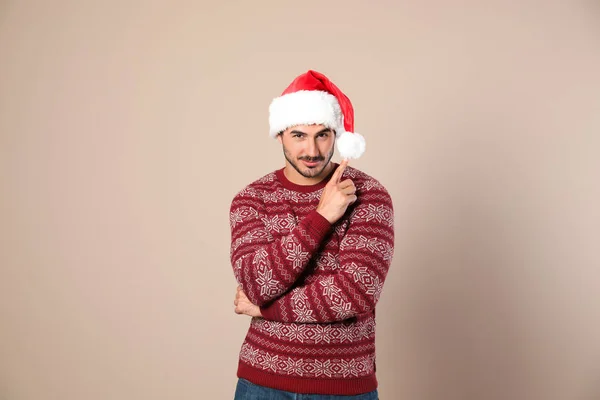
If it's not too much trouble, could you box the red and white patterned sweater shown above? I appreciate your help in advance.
[229,163,395,395]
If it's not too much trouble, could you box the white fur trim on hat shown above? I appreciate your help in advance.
[336,131,366,160]
[268,90,343,137]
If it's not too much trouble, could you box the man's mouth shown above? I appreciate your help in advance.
[301,159,322,167]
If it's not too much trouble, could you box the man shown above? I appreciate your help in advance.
[229,70,394,399]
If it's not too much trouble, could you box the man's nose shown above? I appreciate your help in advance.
[305,139,318,157]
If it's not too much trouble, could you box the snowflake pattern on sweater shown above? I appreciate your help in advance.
[229,164,394,396]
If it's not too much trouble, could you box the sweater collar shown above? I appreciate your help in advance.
[275,162,339,193]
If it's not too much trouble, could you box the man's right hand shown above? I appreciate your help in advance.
[316,159,357,224]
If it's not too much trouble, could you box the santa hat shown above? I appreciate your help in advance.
[268,70,366,160]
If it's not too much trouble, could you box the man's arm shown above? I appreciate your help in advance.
[230,161,354,307]
[258,183,394,323]
[230,195,331,307]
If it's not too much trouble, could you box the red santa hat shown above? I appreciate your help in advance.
[268,70,366,159]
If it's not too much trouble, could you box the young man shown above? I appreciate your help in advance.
[229,70,394,399]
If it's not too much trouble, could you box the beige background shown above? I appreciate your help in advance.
[1,1,599,399]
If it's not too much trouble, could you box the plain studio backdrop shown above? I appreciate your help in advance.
[1,1,599,399]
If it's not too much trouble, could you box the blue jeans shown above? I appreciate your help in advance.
[234,378,379,400]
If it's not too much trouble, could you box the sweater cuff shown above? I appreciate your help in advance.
[303,210,332,239]
[260,301,281,321]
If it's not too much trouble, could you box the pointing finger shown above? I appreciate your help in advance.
[330,159,349,185]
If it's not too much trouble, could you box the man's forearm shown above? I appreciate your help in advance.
[231,203,332,307]
[258,187,394,324]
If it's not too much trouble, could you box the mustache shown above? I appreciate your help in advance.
[298,156,324,162]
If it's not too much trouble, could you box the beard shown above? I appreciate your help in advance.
[283,144,335,179]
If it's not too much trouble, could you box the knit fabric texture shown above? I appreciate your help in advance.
[229,163,395,395]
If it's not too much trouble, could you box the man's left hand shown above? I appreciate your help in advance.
[234,286,262,318]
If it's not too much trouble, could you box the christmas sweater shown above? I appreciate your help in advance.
[229,163,395,395]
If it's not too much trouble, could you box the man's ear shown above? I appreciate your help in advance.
[276,132,283,144]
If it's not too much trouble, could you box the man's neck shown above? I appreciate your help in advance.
[283,162,335,186]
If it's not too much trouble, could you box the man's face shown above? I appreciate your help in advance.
[278,124,336,179]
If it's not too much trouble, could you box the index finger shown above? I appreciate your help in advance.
[330,159,349,185]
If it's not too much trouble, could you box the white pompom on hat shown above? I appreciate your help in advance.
[268,70,366,160]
